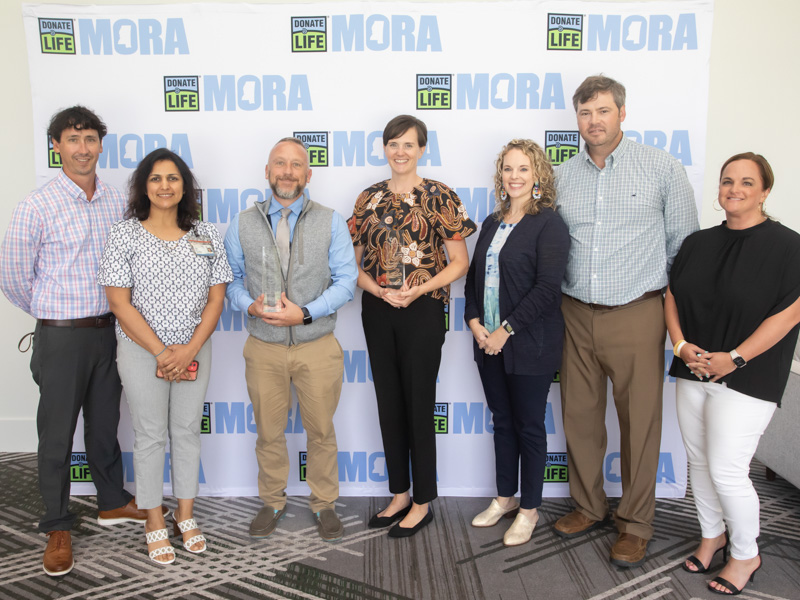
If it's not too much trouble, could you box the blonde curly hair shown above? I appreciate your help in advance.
[493,139,556,219]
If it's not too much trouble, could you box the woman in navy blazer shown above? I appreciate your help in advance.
[464,139,570,546]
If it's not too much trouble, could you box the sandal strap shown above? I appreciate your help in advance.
[685,554,707,572]
[710,576,742,595]
[175,518,198,533]
[145,528,170,543]
[148,545,175,560]
[183,534,206,549]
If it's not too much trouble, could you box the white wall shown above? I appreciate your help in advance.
[2,0,798,451]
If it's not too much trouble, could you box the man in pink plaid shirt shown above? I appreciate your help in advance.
[1,106,165,577]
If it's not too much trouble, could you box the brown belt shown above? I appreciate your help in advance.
[573,290,662,311]
[40,313,115,328]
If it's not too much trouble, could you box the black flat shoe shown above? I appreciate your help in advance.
[387,508,433,538]
[368,504,412,529]
[708,555,762,596]
[682,532,729,574]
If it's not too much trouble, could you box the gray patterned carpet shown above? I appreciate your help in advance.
[1,452,798,600]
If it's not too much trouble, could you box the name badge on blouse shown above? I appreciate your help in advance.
[188,239,214,257]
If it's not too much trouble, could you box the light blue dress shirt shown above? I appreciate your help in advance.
[224,190,356,321]
[555,134,699,306]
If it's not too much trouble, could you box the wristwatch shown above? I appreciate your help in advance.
[730,349,746,368]
[501,320,515,335]
[301,307,312,326]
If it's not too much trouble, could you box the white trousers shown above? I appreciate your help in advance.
[676,379,776,559]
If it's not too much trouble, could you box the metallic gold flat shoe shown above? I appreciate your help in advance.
[503,511,539,547]
[472,499,519,528]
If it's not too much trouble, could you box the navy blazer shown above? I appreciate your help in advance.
[464,207,570,375]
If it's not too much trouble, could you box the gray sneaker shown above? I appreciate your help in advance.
[315,508,343,541]
[249,505,287,538]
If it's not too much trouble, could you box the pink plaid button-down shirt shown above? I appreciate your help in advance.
[1,170,125,319]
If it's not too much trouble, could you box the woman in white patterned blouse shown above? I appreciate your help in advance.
[98,148,232,565]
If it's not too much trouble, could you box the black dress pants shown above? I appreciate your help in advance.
[31,320,132,532]
[361,293,446,504]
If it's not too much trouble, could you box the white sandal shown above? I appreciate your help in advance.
[173,517,207,553]
[146,528,176,564]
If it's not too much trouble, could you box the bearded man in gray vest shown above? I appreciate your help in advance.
[224,137,357,541]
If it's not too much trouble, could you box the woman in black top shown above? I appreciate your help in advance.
[665,153,800,595]
[464,139,569,546]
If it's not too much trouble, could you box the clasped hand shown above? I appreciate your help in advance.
[380,282,423,309]
[156,344,196,382]
[251,292,304,326]
[468,320,509,356]
[679,343,736,382]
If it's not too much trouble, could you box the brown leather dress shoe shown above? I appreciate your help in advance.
[553,510,608,538]
[97,499,170,526]
[610,532,649,568]
[43,531,74,576]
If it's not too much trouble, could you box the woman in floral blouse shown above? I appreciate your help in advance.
[348,115,476,537]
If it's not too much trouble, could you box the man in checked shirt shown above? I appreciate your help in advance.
[1,106,165,576]
[552,76,699,567]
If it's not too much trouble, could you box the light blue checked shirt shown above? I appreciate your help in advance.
[0,170,125,319]
[555,135,698,306]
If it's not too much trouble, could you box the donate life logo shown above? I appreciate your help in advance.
[39,18,75,54]
[416,75,451,110]
[294,131,329,167]
[164,76,200,112]
[48,136,62,169]
[434,403,448,434]
[545,131,580,165]
[544,453,569,482]
[299,451,308,481]
[547,14,583,50]
[291,17,327,52]
[201,402,211,434]
[70,453,91,482]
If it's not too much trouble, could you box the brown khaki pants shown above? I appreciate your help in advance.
[244,332,343,512]
[560,294,666,540]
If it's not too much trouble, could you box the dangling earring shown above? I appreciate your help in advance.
[760,201,767,217]
[500,187,508,202]
[532,182,541,200]
[713,196,723,212]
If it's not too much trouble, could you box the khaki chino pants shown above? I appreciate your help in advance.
[560,294,666,540]
[243,332,343,512]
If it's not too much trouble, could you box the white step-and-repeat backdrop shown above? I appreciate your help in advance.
[22,1,712,499]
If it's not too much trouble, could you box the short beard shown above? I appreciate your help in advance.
[270,179,304,201]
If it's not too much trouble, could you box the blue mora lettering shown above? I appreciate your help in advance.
[331,14,441,51]
[206,188,266,223]
[215,402,257,434]
[606,452,675,483]
[79,18,188,55]
[624,130,692,165]
[588,13,698,51]
[455,73,565,110]
[455,187,494,223]
[452,402,494,434]
[98,133,192,169]
[203,75,312,111]
[338,451,388,482]
[332,131,440,167]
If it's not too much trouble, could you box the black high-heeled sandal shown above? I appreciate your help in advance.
[682,531,729,574]
[708,554,762,596]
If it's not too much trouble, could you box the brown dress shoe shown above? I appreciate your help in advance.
[97,499,170,526]
[610,532,649,568]
[43,531,74,576]
[553,510,608,538]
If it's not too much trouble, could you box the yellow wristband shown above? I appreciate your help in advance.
[673,340,687,357]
